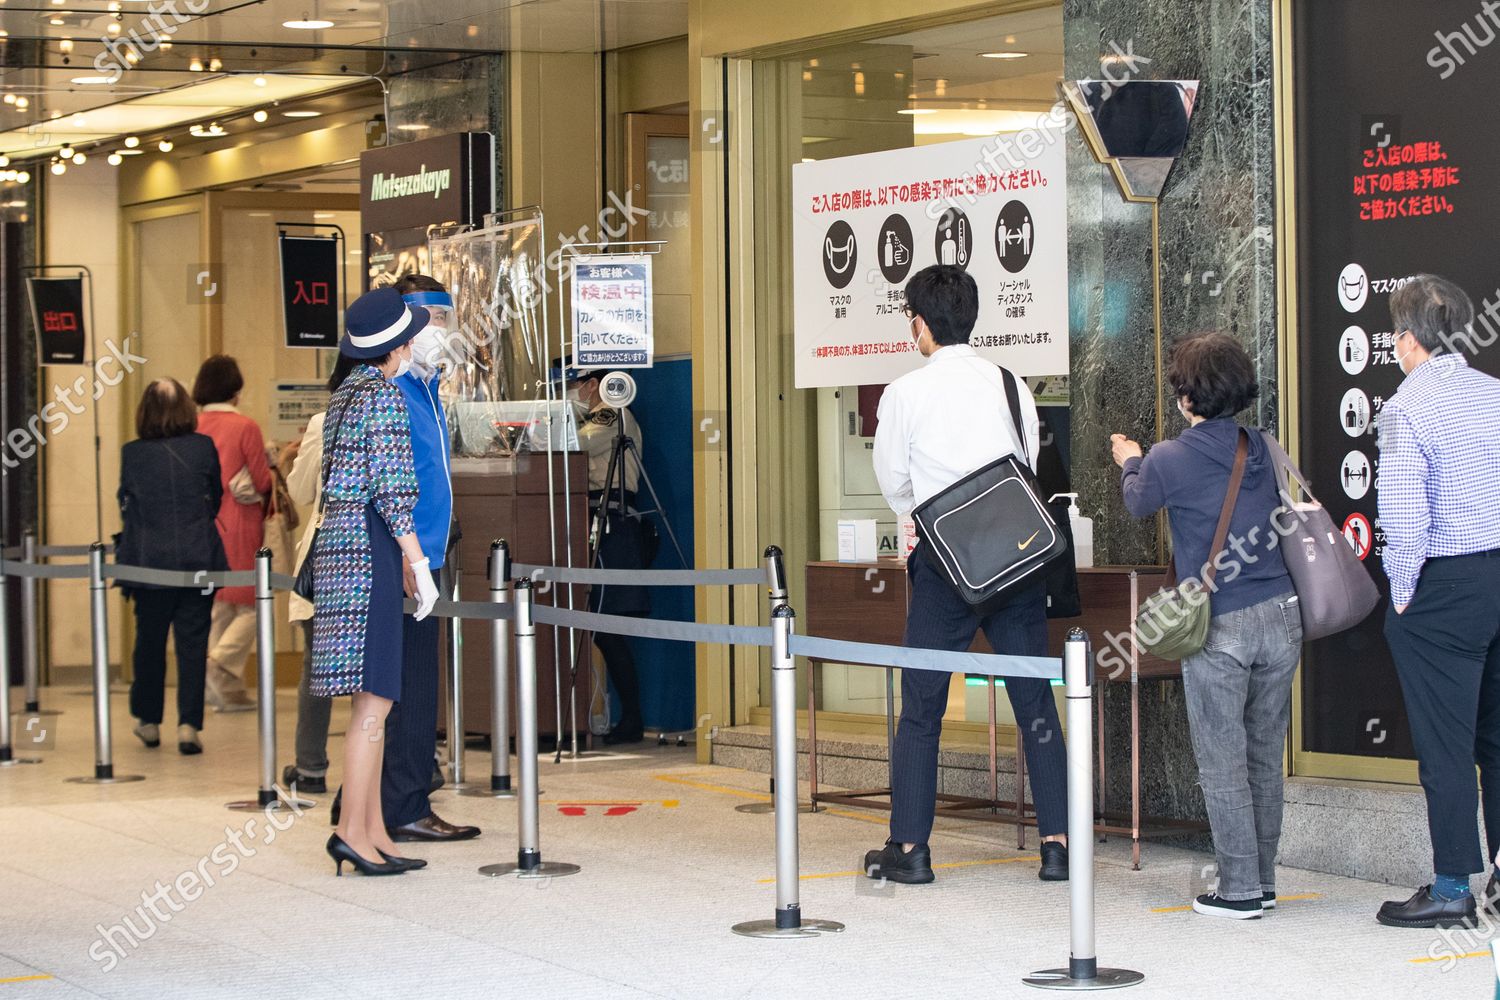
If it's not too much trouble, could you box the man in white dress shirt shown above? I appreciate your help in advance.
[864,264,1070,885]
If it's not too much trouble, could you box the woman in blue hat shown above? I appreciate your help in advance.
[309,286,441,876]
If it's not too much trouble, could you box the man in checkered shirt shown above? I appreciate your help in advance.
[1375,274,1500,930]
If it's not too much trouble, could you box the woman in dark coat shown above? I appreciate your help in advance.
[118,379,228,755]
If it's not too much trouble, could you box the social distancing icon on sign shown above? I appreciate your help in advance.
[1342,512,1373,561]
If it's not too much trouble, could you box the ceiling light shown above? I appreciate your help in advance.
[71,114,86,127]
[208,58,222,72]
[395,123,430,131]
[313,212,335,219]
[252,109,268,122]
[897,108,937,115]
[51,161,66,176]
[2,95,13,105]
[124,135,139,147]
[159,40,171,50]
[58,144,73,158]
[59,39,74,54]
[282,110,321,118]
[0,155,8,167]
[70,76,114,85]
[16,171,29,183]
[107,22,121,36]
[49,19,64,27]
[284,17,335,29]
[189,57,204,72]
[71,151,86,165]
[15,97,28,109]
[124,49,140,65]
[254,75,267,87]
[107,152,123,166]
[158,138,173,152]
[980,51,1029,59]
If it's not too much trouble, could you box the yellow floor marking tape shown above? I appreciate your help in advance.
[1408,950,1491,964]
[0,975,53,985]
[1150,892,1322,914]
[653,774,771,802]
[761,856,1043,883]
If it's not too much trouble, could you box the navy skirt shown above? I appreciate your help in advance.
[361,503,404,702]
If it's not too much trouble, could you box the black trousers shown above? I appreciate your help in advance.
[1385,551,1500,876]
[594,632,641,730]
[381,613,441,827]
[890,555,1069,845]
[129,587,213,731]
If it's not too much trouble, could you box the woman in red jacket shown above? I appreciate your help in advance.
[192,355,272,713]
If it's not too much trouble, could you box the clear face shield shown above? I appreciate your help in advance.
[402,291,456,372]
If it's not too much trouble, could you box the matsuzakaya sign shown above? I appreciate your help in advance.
[359,132,494,234]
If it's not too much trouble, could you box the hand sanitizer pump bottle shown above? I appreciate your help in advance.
[1052,493,1094,569]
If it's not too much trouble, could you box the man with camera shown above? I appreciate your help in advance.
[865,264,1070,885]
[563,365,652,745]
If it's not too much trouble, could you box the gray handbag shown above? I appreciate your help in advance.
[1262,432,1380,642]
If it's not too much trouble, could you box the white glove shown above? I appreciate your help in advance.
[410,557,440,621]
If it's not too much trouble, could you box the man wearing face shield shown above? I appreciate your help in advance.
[340,272,477,842]
[556,360,651,745]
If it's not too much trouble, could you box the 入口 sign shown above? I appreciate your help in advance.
[571,256,653,369]
[791,132,1069,388]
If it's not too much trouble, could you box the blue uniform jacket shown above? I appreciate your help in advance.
[395,369,453,569]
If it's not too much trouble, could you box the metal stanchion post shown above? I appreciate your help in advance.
[0,550,41,766]
[21,531,58,716]
[738,546,814,816]
[229,550,311,812]
[1024,630,1143,991]
[447,561,469,788]
[461,540,515,799]
[479,579,578,879]
[732,604,843,938]
[67,543,143,784]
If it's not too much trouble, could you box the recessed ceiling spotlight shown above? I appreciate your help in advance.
[49,19,65,27]
[208,57,222,72]
[107,152,123,166]
[59,38,74,54]
[15,96,29,109]
[0,155,8,168]
[252,109,269,122]
[980,51,1029,59]
[58,143,74,158]
[51,160,66,175]
[16,171,30,183]
[71,114,86,127]
[106,22,121,36]
[158,138,173,152]
[189,57,204,72]
[254,75,267,87]
[3,94,14,105]
[71,151,85,165]
[123,135,139,148]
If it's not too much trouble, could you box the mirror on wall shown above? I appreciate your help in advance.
[1063,79,1199,202]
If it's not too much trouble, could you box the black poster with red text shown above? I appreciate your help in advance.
[279,235,340,349]
[1294,0,1500,759]
[25,276,86,365]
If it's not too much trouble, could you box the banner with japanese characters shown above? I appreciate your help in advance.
[791,132,1068,388]
[25,276,87,365]
[1293,0,1500,761]
[571,256,654,369]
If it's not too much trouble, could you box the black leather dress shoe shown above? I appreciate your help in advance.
[862,840,934,884]
[1482,874,1499,916]
[1038,841,1069,882]
[388,812,481,843]
[1376,886,1477,928]
[282,764,327,795]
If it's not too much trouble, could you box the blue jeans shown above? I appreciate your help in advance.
[1180,592,1302,901]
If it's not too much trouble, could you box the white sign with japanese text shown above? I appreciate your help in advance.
[792,132,1069,388]
[571,255,654,369]
[269,381,328,443]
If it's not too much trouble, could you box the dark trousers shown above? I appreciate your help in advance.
[1385,551,1500,876]
[890,555,1069,845]
[381,613,441,827]
[129,588,213,731]
[595,632,641,730]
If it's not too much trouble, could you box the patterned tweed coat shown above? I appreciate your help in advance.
[309,365,419,696]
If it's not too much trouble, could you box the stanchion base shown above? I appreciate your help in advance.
[730,918,844,939]
[0,757,43,766]
[734,802,818,815]
[457,785,518,799]
[22,708,62,717]
[66,774,145,784]
[1022,968,1145,991]
[225,796,317,812]
[478,861,581,879]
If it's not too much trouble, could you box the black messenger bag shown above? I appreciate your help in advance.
[911,366,1069,615]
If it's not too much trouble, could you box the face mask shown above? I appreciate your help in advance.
[410,327,447,370]
[1178,398,1192,422]
[565,386,584,403]
[393,356,413,379]
[1394,334,1419,374]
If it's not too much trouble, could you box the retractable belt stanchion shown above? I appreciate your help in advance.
[460,539,515,799]
[732,602,843,939]
[1024,629,1143,991]
[447,560,470,789]
[67,543,143,784]
[479,578,578,879]
[0,548,41,766]
[228,550,312,812]
[737,545,814,816]
[21,531,58,716]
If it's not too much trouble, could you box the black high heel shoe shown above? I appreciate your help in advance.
[379,850,428,871]
[326,834,407,876]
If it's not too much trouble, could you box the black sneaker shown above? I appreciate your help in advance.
[1038,841,1069,881]
[1377,886,1477,929]
[1193,892,1264,920]
[1483,873,1499,917]
[862,841,934,884]
[1261,890,1277,910]
[282,764,327,795]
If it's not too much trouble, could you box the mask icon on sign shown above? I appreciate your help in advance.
[1340,273,1366,303]
[825,235,855,275]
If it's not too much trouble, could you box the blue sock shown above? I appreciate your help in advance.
[1431,874,1471,901]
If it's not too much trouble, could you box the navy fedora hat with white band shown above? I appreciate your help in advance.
[340,286,430,360]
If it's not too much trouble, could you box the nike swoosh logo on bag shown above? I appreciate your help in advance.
[1017,530,1041,551]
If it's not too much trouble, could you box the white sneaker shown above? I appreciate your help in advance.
[132,723,160,748]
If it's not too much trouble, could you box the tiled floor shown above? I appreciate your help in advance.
[1,685,1495,999]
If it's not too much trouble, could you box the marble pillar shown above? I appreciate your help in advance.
[1065,0,1278,834]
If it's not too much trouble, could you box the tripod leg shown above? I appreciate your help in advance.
[622,440,688,568]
